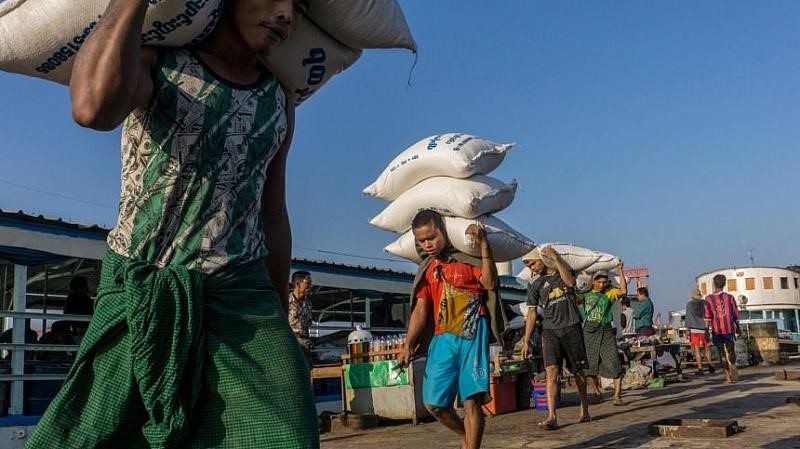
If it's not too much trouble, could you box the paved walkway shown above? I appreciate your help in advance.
[321,364,800,449]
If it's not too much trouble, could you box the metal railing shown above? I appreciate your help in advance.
[0,310,91,416]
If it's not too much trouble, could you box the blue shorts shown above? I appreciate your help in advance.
[422,317,489,407]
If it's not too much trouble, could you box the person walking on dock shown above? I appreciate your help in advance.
[521,246,591,430]
[27,1,319,448]
[686,288,716,375]
[704,274,740,384]
[398,209,507,449]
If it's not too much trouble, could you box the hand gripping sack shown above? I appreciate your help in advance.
[0,0,224,84]
[384,215,534,264]
[369,175,518,233]
[364,133,515,201]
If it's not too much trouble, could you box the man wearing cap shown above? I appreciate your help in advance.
[581,266,627,406]
[521,246,590,430]
[685,288,715,376]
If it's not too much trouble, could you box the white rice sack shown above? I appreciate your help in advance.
[0,0,223,84]
[539,243,602,272]
[575,271,593,293]
[264,14,361,105]
[516,266,534,286]
[384,215,534,263]
[508,315,525,331]
[369,175,518,233]
[509,302,525,316]
[364,133,515,201]
[516,303,544,320]
[585,253,621,273]
[308,0,416,51]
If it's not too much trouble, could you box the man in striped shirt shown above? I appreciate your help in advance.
[704,274,740,383]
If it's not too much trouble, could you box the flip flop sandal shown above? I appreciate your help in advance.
[538,420,558,431]
[613,398,625,406]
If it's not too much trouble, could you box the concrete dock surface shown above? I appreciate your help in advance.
[321,363,800,449]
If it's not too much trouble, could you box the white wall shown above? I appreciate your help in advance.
[696,267,800,309]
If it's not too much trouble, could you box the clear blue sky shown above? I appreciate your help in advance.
[2,1,799,316]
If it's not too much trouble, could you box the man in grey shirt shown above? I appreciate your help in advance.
[521,246,590,430]
[685,288,715,375]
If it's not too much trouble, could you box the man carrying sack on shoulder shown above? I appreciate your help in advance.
[397,210,508,449]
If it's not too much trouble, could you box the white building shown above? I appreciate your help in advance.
[696,266,800,333]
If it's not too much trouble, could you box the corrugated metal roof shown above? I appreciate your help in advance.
[0,208,110,235]
[0,209,524,290]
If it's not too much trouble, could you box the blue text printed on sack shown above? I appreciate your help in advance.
[388,154,420,173]
[295,48,327,105]
[426,134,474,152]
[35,0,214,74]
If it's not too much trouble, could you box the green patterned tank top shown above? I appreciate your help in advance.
[107,49,288,274]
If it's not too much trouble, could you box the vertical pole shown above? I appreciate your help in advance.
[349,291,354,328]
[794,309,799,333]
[365,296,371,329]
[10,264,27,415]
[2,264,10,334]
[1,264,7,334]
[42,264,49,336]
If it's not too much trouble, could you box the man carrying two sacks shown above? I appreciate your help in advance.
[28,1,319,448]
[398,209,508,449]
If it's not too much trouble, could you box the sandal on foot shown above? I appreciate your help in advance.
[538,420,558,431]
[579,415,592,423]
[613,398,625,406]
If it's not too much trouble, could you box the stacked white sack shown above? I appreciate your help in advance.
[384,216,535,264]
[369,175,518,233]
[586,252,622,273]
[521,243,619,293]
[0,0,415,104]
[538,243,620,274]
[363,133,514,201]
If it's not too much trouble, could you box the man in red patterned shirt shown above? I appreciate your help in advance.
[399,210,498,449]
[704,274,740,383]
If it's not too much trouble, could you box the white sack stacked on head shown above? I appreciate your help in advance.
[364,133,534,263]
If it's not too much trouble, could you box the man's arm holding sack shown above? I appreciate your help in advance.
[70,0,156,130]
